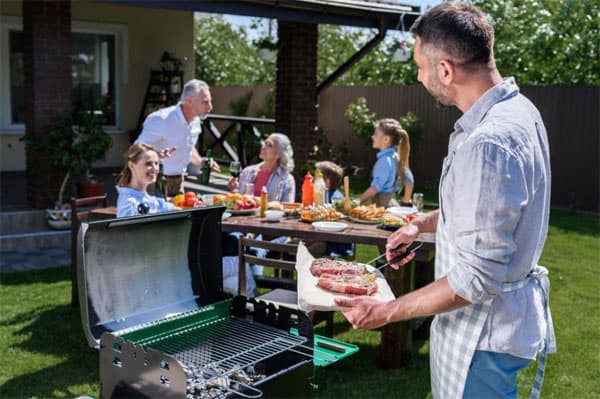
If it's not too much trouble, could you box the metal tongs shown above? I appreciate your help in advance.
[365,241,424,272]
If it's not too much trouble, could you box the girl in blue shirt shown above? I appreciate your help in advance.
[116,143,178,217]
[359,118,413,207]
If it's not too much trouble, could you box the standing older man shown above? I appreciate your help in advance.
[336,3,555,398]
[135,79,219,196]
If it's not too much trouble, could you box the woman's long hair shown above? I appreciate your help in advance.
[117,143,159,187]
[270,133,295,172]
[376,118,410,188]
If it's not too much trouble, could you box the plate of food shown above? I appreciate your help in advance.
[386,206,418,217]
[347,216,380,225]
[347,204,387,223]
[312,221,348,232]
[228,208,258,216]
[378,214,409,231]
[300,205,344,222]
[296,244,394,312]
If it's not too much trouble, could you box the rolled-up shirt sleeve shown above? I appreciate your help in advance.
[446,141,528,304]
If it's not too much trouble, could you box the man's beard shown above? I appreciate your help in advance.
[426,76,453,108]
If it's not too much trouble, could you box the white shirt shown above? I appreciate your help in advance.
[135,104,202,175]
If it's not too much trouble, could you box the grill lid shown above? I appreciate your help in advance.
[77,207,226,348]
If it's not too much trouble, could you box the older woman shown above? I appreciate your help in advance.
[228,133,295,202]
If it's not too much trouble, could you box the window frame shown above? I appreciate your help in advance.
[0,16,128,133]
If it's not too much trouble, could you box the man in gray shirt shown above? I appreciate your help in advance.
[336,3,555,398]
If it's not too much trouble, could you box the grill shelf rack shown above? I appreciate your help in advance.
[101,299,315,398]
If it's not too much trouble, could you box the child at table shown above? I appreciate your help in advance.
[359,118,413,207]
[310,161,354,259]
[116,143,179,217]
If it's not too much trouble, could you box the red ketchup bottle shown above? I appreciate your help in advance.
[301,172,314,207]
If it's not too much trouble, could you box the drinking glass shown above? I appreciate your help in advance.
[229,160,241,178]
[244,182,255,197]
[412,193,424,213]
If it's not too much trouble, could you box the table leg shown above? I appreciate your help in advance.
[378,245,415,368]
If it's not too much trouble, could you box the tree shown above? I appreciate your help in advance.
[317,24,418,86]
[473,0,599,85]
[194,16,275,85]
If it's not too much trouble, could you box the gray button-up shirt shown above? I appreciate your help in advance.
[442,77,552,359]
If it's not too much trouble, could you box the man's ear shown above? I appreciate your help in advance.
[437,59,455,85]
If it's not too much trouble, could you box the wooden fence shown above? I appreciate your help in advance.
[211,85,599,212]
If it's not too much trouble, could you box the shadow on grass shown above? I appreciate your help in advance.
[0,301,99,398]
[315,340,431,398]
[549,209,600,236]
[0,265,71,286]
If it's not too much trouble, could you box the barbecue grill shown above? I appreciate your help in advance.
[77,207,357,398]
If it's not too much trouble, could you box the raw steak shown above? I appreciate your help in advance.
[317,273,378,296]
[310,258,365,277]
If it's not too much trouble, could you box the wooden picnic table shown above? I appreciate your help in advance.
[222,214,436,369]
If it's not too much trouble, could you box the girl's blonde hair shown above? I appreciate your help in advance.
[117,143,159,187]
[376,118,411,187]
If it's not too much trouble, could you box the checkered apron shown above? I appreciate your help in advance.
[431,153,556,399]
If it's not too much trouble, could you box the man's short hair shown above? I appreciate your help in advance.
[410,2,494,68]
[181,79,210,102]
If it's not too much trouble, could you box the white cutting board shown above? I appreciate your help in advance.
[295,242,395,312]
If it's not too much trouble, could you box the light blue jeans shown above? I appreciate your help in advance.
[463,350,532,398]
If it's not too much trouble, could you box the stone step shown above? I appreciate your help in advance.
[0,245,70,273]
[0,210,52,234]
[0,230,70,251]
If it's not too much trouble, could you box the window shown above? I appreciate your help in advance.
[1,17,127,130]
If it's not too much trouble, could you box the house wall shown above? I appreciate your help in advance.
[0,0,195,171]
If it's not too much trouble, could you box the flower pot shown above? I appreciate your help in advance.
[46,208,72,230]
[77,179,104,198]
[258,48,277,61]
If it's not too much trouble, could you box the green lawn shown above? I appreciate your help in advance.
[0,209,598,398]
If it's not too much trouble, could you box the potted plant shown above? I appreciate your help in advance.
[254,37,278,61]
[21,105,112,229]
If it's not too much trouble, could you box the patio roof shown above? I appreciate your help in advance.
[99,0,421,31]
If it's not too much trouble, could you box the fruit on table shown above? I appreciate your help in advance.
[175,191,204,208]
[214,192,259,210]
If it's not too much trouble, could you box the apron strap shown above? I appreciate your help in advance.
[502,265,556,399]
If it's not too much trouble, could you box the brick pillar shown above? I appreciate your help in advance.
[23,0,72,209]
[275,21,318,187]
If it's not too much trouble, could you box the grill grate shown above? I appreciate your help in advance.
[142,316,307,376]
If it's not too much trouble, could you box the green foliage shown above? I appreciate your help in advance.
[344,97,378,148]
[194,16,275,85]
[473,0,600,85]
[20,107,112,205]
[318,25,418,86]
[398,112,424,153]
[345,97,424,158]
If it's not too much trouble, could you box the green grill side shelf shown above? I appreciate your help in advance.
[119,298,233,347]
[289,327,359,367]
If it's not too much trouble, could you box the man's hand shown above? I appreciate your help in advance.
[385,223,419,269]
[334,297,392,330]
[158,146,177,159]
[210,158,221,172]
[228,177,239,191]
